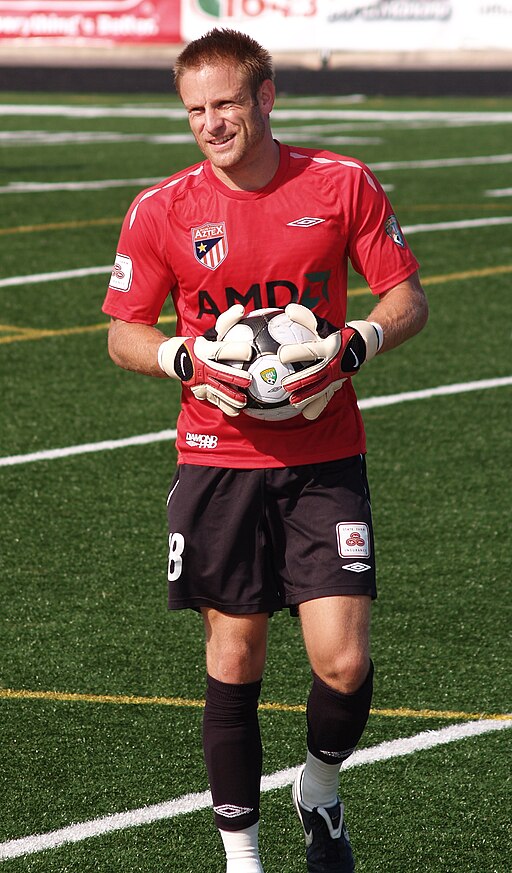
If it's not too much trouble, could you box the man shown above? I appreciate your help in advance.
[102,28,428,873]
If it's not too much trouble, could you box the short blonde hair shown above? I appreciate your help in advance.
[174,28,274,99]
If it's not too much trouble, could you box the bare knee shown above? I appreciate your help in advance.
[202,609,268,684]
[316,650,370,694]
[299,596,372,694]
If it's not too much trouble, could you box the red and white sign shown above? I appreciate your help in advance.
[0,0,180,43]
[0,0,509,50]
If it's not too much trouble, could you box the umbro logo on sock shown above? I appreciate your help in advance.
[213,804,254,818]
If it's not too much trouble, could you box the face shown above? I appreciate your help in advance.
[179,62,276,187]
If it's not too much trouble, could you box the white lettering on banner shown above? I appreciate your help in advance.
[0,1,179,42]
[327,1,452,23]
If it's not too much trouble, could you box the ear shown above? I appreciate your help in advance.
[257,79,276,115]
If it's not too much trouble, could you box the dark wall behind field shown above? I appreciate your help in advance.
[1,57,512,96]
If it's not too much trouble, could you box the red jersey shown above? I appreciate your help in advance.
[102,143,419,468]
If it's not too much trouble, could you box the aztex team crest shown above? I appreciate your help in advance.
[192,222,228,270]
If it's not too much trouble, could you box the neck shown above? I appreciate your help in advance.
[211,138,280,191]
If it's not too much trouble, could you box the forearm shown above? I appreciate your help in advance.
[365,271,429,354]
[107,317,170,378]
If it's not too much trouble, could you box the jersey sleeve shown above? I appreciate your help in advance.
[102,188,177,325]
[345,162,419,296]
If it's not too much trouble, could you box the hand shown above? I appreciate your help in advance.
[278,305,380,420]
[158,305,253,417]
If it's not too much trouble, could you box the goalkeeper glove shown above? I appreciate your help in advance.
[278,304,383,421]
[158,304,252,417]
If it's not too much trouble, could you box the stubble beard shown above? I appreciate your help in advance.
[199,110,267,176]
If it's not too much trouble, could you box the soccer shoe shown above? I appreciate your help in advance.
[292,766,355,872]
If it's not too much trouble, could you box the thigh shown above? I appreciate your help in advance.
[270,455,377,608]
[166,465,283,614]
[299,595,371,692]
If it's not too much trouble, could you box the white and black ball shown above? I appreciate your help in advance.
[223,307,317,421]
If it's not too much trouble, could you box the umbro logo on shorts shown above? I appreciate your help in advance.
[343,562,371,573]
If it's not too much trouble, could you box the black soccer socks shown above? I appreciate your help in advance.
[203,674,263,831]
[306,661,374,765]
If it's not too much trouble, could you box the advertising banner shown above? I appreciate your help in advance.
[0,0,180,43]
[181,0,512,52]
[181,0,457,51]
[0,0,510,50]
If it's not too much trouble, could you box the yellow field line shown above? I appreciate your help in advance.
[0,264,511,346]
[0,687,509,721]
[0,314,177,345]
[1,203,511,237]
[420,264,512,286]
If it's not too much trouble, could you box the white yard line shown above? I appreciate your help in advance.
[0,131,196,147]
[485,187,512,198]
[0,265,110,288]
[0,717,509,860]
[0,155,511,193]
[1,106,512,124]
[0,129,381,149]
[0,215,511,290]
[0,177,163,194]
[1,377,511,469]
[0,430,177,467]
[371,153,512,171]
[402,216,512,233]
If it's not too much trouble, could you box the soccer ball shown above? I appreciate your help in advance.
[223,307,317,421]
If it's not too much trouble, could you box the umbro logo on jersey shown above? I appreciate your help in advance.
[287,217,326,227]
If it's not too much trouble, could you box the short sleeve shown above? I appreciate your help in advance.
[102,189,177,324]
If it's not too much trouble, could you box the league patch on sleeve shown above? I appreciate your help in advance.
[336,522,370,558]
[384,215,405,248]
[109,253,133,292]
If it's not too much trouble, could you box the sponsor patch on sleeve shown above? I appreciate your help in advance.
[336,522,370,558]
[109,253,133,292]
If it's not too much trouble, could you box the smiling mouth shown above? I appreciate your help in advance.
[208,135,235,146]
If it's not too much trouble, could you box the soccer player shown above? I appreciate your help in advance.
[102,28,428,873]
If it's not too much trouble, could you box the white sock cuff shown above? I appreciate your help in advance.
[301,750,341,810]
[219,823,263,873]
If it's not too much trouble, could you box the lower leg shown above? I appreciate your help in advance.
[301,663,374,809]
[203,674,264,871]
[219,823,263,873]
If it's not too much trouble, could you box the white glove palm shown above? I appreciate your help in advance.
[278,304,381,420]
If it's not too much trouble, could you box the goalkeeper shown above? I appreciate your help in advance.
[102,27,428,873]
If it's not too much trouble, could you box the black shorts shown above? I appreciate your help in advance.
[166,455,377,615]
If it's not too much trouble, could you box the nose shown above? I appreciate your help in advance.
[204,106,225,134]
